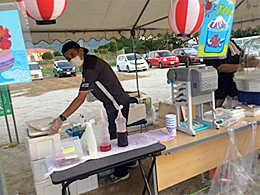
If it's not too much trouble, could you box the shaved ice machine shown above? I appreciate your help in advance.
[167,66,219,136]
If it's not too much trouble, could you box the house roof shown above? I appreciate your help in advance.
[26,48,54,54]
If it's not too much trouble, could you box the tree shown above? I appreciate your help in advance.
[53,51,62,56]
[42,51,54,60]
[110,39,117,53]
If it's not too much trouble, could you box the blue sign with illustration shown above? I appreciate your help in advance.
[198,0,235,58]
[0,10,31,85]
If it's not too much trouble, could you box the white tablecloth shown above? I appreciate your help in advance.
[44,133,158,178]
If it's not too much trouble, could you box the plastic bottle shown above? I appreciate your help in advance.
[115,105,128,147]
[97,110,111,152]
[84,121,98,155]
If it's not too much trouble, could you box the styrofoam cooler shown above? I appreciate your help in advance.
[31,159,48,182]
[25,132,60,161]
[68,175,98,195]
[34,179,62,195]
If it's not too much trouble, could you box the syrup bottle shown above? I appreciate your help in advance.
[115,105,128,147]
[85,120,98,155]
[97,110,111,152]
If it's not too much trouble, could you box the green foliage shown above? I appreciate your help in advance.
[42,51,54,60]
[94,48,98,53]
[110,39,118,52]
[41,66,53,75]
[99,42,110,50]
[107,60,116,66]
[53,51,62,56]
[231,28,260,38]
[100,49,108,54]
[54,56,65,61]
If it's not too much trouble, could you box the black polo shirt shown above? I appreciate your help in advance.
[204,42,240,99]
[79,50,129,112]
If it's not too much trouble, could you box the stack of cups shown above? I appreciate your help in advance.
[165,114,177,137]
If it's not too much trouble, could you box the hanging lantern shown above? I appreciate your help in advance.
[168,0,204,39]
[17,0,67,25]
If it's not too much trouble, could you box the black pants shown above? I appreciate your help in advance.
[106,100,129,177]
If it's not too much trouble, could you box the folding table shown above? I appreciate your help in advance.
[50,142,165,195]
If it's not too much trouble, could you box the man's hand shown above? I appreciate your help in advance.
[49,117,63,135]
[247,58,260,68]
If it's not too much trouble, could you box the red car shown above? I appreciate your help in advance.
[172,48,203,65]
[148,50,179,68]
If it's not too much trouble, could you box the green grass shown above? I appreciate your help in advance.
[41,66,53,75]
[108,60,116,66]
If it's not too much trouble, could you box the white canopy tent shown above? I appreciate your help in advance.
[3,0,260,44]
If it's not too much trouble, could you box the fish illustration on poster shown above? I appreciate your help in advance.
[198,0,235,59]
[0,10,31,85]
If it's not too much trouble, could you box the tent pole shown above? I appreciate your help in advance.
[0,86,12,143]
[131,30,140,99]
[6,85,19,144]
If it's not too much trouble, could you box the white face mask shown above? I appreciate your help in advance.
[69,55,84,68]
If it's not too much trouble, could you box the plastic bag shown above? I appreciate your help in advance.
[209,120,259,195]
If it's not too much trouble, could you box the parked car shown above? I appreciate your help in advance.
[116,53,148,73]
[53,60,76,78]
[172,48,203,65]
[142,54,149,62]
[147,50,179,68]
[29,62,43,80]
[192,45,199,51]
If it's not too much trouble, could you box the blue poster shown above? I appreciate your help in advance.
[198,0,235,58]
[0,10,31,85]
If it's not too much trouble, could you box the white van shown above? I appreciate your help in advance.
[29,62,43,80]
[116,53,148,73]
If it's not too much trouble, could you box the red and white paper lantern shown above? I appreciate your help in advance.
[168,0,204,39]
[17,0,67,25]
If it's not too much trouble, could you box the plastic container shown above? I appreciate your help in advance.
[84,120,98,156]
[115,105,128,147]
[234,38,260,92]
[66,125,85,139]
[53,136,83,168]
[97,110,111,152]
[238,91,260,105]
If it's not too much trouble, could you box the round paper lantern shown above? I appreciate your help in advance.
[168,0,204,39]
[17,0,67,25]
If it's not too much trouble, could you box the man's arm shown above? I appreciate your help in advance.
[61,91,89,119]
[49,91,89,135]
[217,63,239,73]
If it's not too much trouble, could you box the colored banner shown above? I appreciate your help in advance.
[0,10,31,85]
[0,85,12,117]
[198,0,235,59]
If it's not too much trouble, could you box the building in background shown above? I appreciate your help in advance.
[26,48,54,62]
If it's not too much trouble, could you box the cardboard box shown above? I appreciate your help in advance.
[158,102,196,128]
[127,103,146,125]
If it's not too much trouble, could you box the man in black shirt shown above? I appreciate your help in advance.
[204,40,241,107]
[49,41,131,183]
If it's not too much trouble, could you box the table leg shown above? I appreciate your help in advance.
[62,180,72,195]
[150,157,158,195]
[138,159,152,195]
[142,156,156,195]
